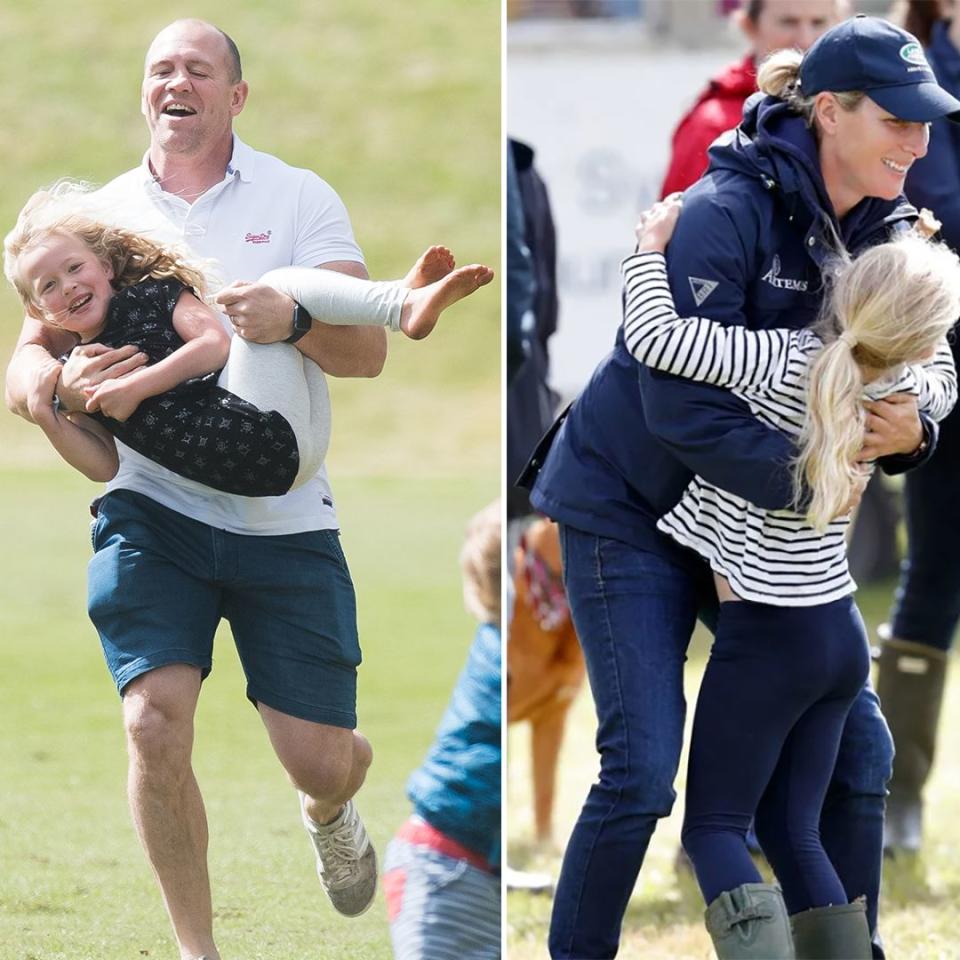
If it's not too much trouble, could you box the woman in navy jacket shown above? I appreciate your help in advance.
[527,16,960,960]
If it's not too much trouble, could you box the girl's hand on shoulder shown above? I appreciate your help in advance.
[635,194,683,254]
[911,208,941,240]
[84,377,145,422]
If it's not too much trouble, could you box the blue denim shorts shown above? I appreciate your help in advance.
[87,489,360,728]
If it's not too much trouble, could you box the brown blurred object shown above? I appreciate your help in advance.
[508,518,586,844]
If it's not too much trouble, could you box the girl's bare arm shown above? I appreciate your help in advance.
[28,359,119,481]
[85,291,230,421]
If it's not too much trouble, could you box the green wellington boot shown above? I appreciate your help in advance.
[875,635,948,854]
[791,899,871,960]
[705,883,795,959]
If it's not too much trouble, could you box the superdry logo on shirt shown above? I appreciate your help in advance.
[244,231,272,244]
[762,255,808,291]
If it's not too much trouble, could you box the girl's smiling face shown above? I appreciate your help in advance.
[19,232,114,340]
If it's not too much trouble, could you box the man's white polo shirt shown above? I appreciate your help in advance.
[96,136,365,535]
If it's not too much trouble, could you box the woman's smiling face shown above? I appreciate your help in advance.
[821,95,929,215]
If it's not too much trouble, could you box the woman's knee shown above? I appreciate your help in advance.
[597,751,678,819]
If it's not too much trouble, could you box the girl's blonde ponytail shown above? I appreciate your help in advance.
[795,233,960,531]
[794,339,865,531]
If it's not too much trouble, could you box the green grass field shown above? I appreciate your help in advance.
[0,2,499,958]
[0,471,495,960]
[507,585,960,960]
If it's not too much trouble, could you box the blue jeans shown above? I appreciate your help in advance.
[549,525,893,960]
[890,407,960,652]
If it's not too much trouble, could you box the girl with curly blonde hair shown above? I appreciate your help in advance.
[5,183,492,495]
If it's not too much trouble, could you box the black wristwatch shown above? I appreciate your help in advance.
[286,301,312,343]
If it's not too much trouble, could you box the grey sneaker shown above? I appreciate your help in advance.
[299,793,377,917]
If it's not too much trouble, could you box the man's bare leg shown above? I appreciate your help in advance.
[259,704,376,916]
[258,704,372,822]
[123,664,219,960]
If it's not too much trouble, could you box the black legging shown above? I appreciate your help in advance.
[682,597,871,912]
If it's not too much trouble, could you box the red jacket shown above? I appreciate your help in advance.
[659,54,757,198]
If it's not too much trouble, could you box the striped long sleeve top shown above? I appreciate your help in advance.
[623,252,957,606]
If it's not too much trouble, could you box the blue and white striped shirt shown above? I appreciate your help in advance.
[623,252,957,605]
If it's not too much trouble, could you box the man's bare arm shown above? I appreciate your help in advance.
[6,317,74,422]
[213,260,387,378]
[6,315,148,422]
[299,260,386,377]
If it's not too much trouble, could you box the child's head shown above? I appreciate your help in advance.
[7,220,116,338]
[824,232,960,372]
[5,182,208,335]
[460,500,501,627]
[797,232,960,530]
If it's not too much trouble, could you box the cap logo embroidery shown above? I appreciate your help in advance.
[899,42,928,68]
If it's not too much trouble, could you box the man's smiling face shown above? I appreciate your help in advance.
[141,21,247,157]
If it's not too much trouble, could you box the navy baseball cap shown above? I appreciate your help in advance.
[800,15,960,123]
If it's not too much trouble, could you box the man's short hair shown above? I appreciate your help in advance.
[218,27,243,83]
[156,20,243,82]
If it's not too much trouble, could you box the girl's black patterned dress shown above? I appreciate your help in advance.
[82,278,299,496]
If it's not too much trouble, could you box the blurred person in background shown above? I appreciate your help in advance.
[383,501,501,960]
[660,0,841,198]
[876,0,960,858]
[505,139,566,893]
[507,143,535,388]
[507,138,559,526]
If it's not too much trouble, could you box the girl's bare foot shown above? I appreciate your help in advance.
[402,246,456,288]
[400,264,494,340]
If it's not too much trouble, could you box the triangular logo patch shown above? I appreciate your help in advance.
[689,276,718,307]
